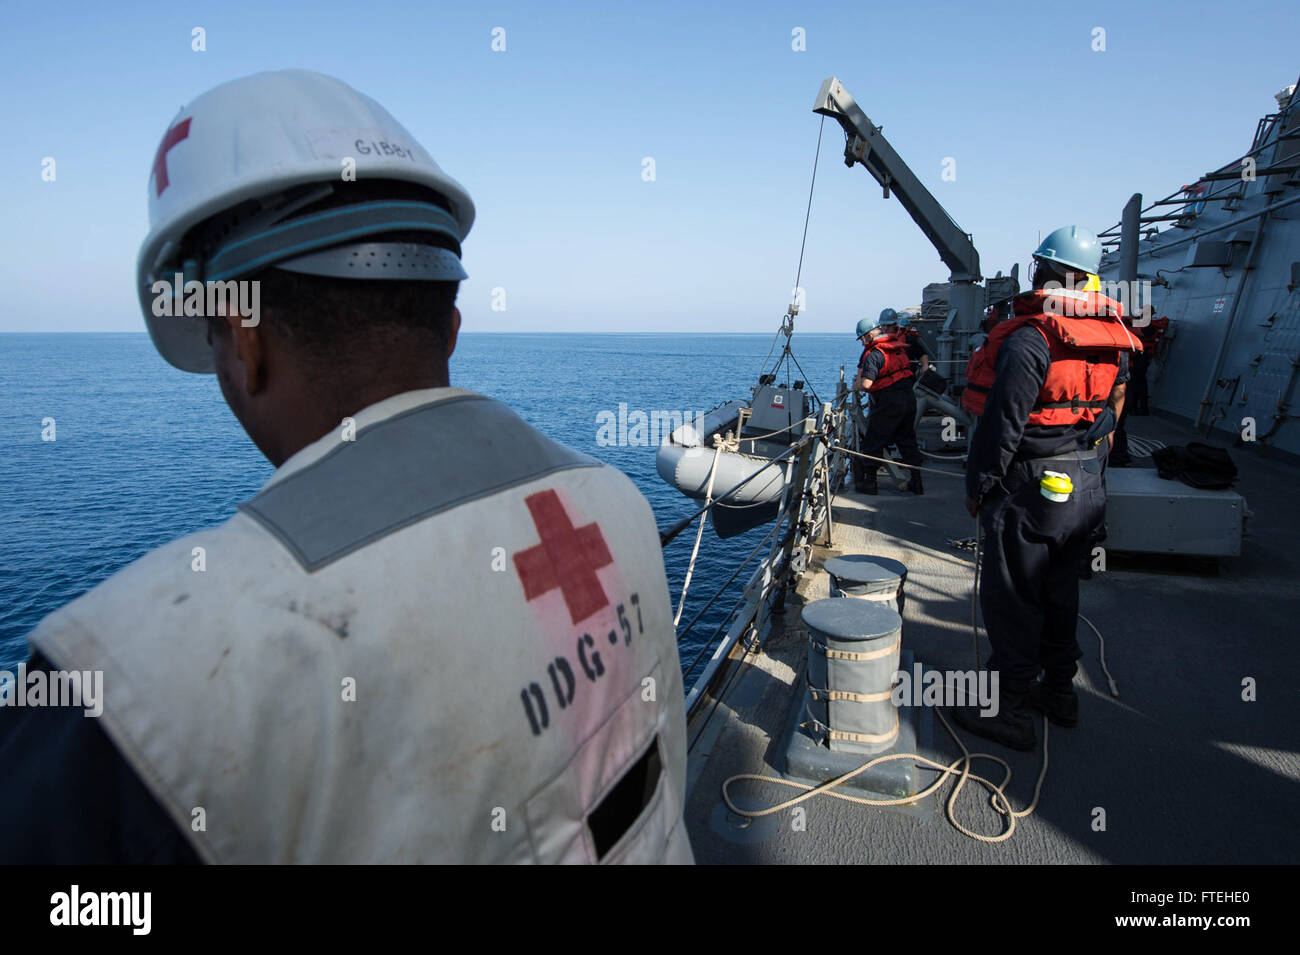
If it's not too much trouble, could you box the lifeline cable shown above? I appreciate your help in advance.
[837,443,968,478]
[676,519,783,647]
[674,444,724,626]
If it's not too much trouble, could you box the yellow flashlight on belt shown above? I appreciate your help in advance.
[1040,470,1073,502]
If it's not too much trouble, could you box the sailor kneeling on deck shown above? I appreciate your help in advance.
[851,309,924,496]
[0,70,693,864]
[953,226,1140,751]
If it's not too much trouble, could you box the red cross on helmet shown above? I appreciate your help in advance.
[136,70,475,373]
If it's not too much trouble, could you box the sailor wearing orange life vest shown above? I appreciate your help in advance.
[950,227,1140,751]
[960,303,1008,418]
[851,308,924,495]
[1110,311,1168,466]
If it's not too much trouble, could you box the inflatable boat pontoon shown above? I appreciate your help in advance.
[656,378,814,538]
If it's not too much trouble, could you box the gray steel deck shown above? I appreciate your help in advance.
[683,415,1300,864]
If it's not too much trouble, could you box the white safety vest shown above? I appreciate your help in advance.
[30,388,694,864]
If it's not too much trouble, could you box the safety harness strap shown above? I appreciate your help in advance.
[1033,398,1107,411]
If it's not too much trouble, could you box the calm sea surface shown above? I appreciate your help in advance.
[0,332,858,681]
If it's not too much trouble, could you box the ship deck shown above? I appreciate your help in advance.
[682,414,1300,864]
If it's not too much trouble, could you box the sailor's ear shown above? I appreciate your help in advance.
[223,311,266,396]
[445,306,461,360]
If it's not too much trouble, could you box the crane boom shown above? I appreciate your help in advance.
[813,77,982,284]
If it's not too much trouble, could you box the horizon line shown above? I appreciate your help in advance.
[0,329,857,336]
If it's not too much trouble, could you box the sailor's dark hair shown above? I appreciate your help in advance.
[1030,257,1087,292]
[209,180,462,366]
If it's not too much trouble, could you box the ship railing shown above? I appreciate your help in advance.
[1099,87,1300,250]
[660,387,853,719]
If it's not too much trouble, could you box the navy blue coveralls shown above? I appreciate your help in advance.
[854,347,922,489]
[0,651,200,862]
[966,327,1127,691]
[902,329,930,376]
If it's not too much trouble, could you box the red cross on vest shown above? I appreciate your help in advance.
[152,118,192,197]
[514,490,614,625]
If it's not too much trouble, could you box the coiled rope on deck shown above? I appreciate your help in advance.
[722,707,1049,843]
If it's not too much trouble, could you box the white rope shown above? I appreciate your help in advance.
[722,705,1049,844]
[1078,613,1120,697]
[723,528,1049,845]
[674,444,723,627]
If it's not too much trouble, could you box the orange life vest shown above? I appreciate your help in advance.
[862,335,914,392]
[980,289,1142,427]
[1130,315,1169,358]
[961,341,994,416]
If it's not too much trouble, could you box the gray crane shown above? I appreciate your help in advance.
[812,76,991,377]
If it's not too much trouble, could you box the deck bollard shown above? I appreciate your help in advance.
[824,554,907,615]
[802,597,902,754]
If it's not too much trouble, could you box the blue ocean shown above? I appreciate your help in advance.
[0,332,858,683]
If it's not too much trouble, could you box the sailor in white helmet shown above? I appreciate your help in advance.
[0,70,694,864]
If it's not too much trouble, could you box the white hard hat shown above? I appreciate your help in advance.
[136,69,475,373]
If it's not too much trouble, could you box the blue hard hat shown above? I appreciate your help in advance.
[855,317,874,337]
[1033,226,1102,275]
[878,307,898,324]
[896,314,911,328]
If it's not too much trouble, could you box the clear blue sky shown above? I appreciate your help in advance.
[1,0,1296,334]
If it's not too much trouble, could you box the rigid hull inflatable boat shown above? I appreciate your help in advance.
[656,379,813,538]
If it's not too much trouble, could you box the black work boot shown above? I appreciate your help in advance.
[907,471,924,495]
[852,460,874,495]
[1029,679,1079,728]
[948,680,1036,752]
